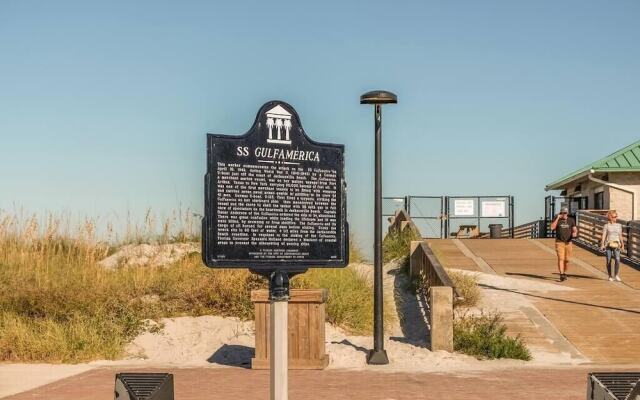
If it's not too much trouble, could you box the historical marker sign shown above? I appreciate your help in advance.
[202,101,348,270]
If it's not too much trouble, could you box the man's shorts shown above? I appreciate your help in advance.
[555,241,573,261]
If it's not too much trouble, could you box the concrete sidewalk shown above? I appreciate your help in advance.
[5,366,639,400]
[0,364,93,398]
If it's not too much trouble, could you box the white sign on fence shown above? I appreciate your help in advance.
[481,200,507,218]
[454,199,475,216]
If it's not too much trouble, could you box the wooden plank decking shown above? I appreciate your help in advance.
[427,238,640,364]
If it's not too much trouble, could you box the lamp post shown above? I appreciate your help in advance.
[360,90,397,365]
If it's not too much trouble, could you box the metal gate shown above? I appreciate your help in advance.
[445,196,514,238]
[382,196,444,238]
[384,195,514,239]
[407,196,445,238]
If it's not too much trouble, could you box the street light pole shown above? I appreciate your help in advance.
[360,90,397,365]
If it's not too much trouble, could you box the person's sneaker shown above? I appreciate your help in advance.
[608,276,614,282]
[560,274,566,282]
[615,275,622,282]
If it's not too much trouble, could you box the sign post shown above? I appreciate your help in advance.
[269,270,289,400]
[202,100,348,400]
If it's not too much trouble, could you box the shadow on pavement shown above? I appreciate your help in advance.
[331,339,369,354]
[479,284,640,315]
[506,272,600,281]
[207,344,254,368]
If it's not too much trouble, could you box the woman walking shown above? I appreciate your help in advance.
[600,210,624,282]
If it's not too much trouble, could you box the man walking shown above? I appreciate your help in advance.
[550,206,578,281]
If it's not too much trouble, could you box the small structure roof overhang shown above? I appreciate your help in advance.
[546,140,640,191]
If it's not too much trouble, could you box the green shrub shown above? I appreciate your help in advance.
[447,270,481,308]
[453,312,531,360]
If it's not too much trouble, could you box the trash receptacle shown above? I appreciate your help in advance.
[489,224,503,239]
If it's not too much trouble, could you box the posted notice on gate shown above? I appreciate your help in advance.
[453,199,475,216]
[202,101,348,269]
[481,199,507,218]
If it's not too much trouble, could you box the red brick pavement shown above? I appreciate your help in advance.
[4,366,638,400]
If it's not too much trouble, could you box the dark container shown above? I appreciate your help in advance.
[586,372,640,400]
[489,224,503,239]
[114,373,174,400]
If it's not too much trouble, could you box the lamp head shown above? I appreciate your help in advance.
[360,90,397,105]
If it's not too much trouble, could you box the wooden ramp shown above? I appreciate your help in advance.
[428,238,640,364]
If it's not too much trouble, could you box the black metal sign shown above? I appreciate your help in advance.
[202,100,348,270]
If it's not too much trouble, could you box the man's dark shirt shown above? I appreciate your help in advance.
[555,217,576,243]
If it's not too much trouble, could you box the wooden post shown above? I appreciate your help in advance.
[429,286,453,352]
[270,299,288,400]
[409,240,422,279]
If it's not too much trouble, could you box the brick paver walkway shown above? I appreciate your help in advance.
[5,366,638,400]
[429,238,640,364]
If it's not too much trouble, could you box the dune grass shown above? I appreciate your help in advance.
[446,270,481,309]
[382,227,421,264]
[348,232,366,264]
[293,267,375,335]
[0,211,375,362]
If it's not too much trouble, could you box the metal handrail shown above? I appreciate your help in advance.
[574,210,640,266]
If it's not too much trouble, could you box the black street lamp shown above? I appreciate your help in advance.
[360,90,397,365]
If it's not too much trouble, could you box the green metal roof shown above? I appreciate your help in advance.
[546,140,640,190]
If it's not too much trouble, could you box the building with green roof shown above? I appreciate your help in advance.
[545,140,640,220]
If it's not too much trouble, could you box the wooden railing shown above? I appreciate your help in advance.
[409,241,462,301]
[510,220,545,239]
[409,240,460,352]
[387,208,421,236]
[478,219,546,239]
[575,210,640,263]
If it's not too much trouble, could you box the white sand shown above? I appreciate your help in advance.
[89,261,585,371]
[93,316,255,368]
[98,242,199,268]
[325,324,532,372]
[93,310,583,372]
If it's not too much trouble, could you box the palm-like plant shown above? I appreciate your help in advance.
[266,117,274,140]
[275,118,283,140]
[283,119,292,141]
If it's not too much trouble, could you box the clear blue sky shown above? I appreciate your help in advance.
[1,1,639,254]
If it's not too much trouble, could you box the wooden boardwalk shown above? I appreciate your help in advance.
[428,238,640,364]
[536,239,640,290]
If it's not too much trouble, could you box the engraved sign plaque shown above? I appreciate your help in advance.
[202,101,348,270]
